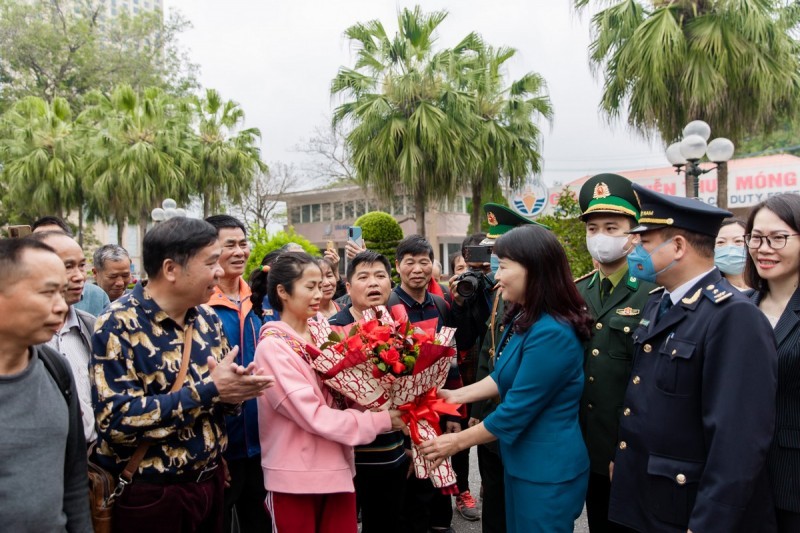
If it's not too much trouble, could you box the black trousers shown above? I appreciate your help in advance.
[477,444,506,533]
[401,475,454,532]
[355,460,408,533]
[223,455,271,533]
[586,471,637,533]
[776,508,800,533]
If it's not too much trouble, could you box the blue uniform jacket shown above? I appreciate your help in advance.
[484,313,589,483]
[209,281,263,461]
[609,270,777,533]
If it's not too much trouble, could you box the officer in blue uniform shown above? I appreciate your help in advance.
[608,185,778,533]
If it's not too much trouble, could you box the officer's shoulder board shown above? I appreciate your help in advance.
[574,269,597,285]
[700,283,734,305]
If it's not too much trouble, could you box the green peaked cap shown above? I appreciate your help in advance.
[483,202,549,240]
[579,173,640,221]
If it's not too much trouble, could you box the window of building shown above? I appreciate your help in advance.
[355,199,367,218]
[344,201,355,220]
[321,203,331,221]
[301,204,311,223]
[392,195,404,216]
[290,206,301,225]
[333,202,344,221]
[405,195,416,215]
[311,203,321,223]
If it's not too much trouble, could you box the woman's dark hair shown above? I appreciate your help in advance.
[744,193,800,292]
[719,216,747,232]
[494,225,594,341]
[250,249,284,316]
[142,217,218,279]
[266,252,321,313]
[448,251,462,274]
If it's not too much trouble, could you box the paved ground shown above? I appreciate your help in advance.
[449,448,589,533]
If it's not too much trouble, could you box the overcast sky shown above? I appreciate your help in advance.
[162,0,670,186]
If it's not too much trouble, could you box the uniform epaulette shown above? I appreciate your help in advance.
[649,286,666,294]
[574,269,597,284]
[701,283,734,304]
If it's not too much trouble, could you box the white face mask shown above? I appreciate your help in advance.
[587,233,631,264]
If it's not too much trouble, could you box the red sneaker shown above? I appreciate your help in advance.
[455,490,480,521]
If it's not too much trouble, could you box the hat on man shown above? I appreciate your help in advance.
[628,183,732,237]
[579,173,640,221]
[483,202,549,241]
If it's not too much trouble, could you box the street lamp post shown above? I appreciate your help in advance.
[666,120,735,208]
[150,198,187,223]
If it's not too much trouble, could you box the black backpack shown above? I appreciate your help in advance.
[37,345,72,404]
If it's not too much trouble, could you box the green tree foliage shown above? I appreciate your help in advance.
[187,89,266,218]
[80,85,194,245]
[354,211,404,277]
[331,6,478,237]
[537,188,594,279]
[454,42,553,233]
[245,227,320,278]
[0,96,82,222]
[0,0,198,113]
[575,0,800,146]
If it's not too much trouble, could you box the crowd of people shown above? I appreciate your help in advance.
[1,172,799,533]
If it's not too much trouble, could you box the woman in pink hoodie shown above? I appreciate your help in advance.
[255,252,405,533]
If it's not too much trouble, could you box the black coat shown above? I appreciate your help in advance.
[609,269,778,532]
[752,287,800,513]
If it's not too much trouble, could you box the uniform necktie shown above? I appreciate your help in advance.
[600,278,613,304]
[657,295,673,322]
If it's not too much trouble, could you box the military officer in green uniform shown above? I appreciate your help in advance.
[469,202,545,533]
[575,174,655,533]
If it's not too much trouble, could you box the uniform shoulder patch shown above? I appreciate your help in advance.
[701,284,734,304]
[649,286,665,294]
[574,269,597,284]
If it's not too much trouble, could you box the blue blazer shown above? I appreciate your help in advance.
[484,313,589,483]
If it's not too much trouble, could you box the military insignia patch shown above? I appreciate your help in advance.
[616,307,640,316]
[681,288,702,305]
[639,318,650,327]
[593,182,611,199]
[487,211,498,226]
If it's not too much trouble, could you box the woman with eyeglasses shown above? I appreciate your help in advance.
[715,217,751,292]
[744,193,800,532]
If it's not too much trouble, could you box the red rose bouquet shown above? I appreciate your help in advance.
[307,305,460,489]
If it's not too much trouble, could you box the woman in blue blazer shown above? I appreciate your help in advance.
[745,194,800,532]
[420,225,593,533]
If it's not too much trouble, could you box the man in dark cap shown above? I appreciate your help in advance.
[608,185,777,533]
[467,202,542,533]
[575,174,655,533]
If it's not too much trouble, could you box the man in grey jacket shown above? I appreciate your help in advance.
[0,237,92,532]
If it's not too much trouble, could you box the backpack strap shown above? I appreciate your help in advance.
[37,344,72,404]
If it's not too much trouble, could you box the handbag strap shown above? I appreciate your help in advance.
[119,324,194,484]
[488,289,502,361]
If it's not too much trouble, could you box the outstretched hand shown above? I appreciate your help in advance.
[209,346,275,404]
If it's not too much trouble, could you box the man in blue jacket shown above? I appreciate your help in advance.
[206,215,270,533]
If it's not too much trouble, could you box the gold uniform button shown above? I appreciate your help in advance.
[596,323,603,330]
[676,473,687,485]
[643,344,652,353]
[619,441,627,450]
[623,326,631,333]
[632,376,641,385]
[591,349,599,356]
[588,376,595,383]
[623,408,631,416]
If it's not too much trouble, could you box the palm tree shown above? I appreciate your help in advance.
[575,0,800,207]
[454,43,553,232]
[0,96,84,236]
[186,89,266,218]
[331,6,475,237]
[81,85,193,245]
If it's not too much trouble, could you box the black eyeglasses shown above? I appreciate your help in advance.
[744,234,800,250]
